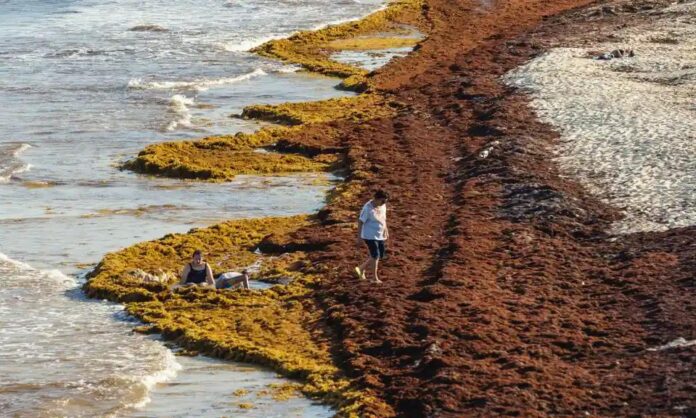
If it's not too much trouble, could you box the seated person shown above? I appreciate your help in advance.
[215,270,250,290]
[179,250,215,287]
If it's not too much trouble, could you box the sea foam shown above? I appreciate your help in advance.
[0,144,32,183]
[215,36,282,52]
[124,348,182,409]
[0,251,77,287]
[165,94,195,131]
[127,68,267,92]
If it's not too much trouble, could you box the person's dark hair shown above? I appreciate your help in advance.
[192,249,203,258]
[374,189,389,201]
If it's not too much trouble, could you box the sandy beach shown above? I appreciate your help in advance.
[80,0,696,416]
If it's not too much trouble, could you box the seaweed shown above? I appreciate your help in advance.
[83,216,388,416]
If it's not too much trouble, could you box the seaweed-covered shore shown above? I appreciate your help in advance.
[86,0,696,416]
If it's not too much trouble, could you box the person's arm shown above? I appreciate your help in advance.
[205,264,215,287]
[357,204,368,244]
[179,264,190,285]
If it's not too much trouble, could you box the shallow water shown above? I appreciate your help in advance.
[332,46,414,71]
[506,2,696,234]
[131,356,329,418]
[0,254,177,417]
[0,0,386,415]
[330,28,421,71]
[0,173,336,272]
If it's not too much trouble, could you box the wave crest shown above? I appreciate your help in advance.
[0,251,77,286]
[127,68,267,92]
[0,143,32,183]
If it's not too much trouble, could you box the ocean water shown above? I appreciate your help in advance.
[332,46,413,71]
[0,0,386,416]
[505,2,696,235]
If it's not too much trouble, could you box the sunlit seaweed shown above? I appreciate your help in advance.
[241,95,392,126]
[92,2,429,415]
[124,91,391,181]
[83,216,387,416]
[123,1,424,181]
[252,0,425,84]
[122,128,335,181]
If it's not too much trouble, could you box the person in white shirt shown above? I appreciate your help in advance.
[355,190,389,283]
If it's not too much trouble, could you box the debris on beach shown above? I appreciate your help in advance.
[595,48,635,60]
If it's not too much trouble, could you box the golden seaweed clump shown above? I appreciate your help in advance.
[241,95,393,126]
[251,0,425,87]
[122,127,335,181]
[83,216,300,301]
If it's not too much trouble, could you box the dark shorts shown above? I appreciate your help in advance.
[364,239,386,260]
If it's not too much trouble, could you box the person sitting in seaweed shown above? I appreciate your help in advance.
[215,270,250,290]
[179,249,215,287]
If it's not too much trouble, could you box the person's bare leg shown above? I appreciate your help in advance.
[242,275,250,289]
[370,258,381,283]
[229,276,245,289]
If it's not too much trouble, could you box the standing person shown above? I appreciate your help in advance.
[355,190,389,283]
[179,249,215,287]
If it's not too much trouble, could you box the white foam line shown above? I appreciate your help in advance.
[165,94,195,131]
[647,337,696,352]
[216,35,284,52]
[9,163,32,177]
[127,68,267,92]
[12,143,32,156]
[125,349,183,409]
[0,251,77,286]
[217,1,390,53]
[273,65,302,74]
[0,143,33,183]
[0,251,34,271]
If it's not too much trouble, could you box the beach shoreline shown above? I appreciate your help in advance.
[84,1,425,416]
[85,0,696,416]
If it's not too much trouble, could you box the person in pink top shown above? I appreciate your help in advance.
[355,190,389,283]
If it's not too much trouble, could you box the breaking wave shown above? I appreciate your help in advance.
[0,143,32,183]
[165,94,195,131]
[127,68,267,92]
